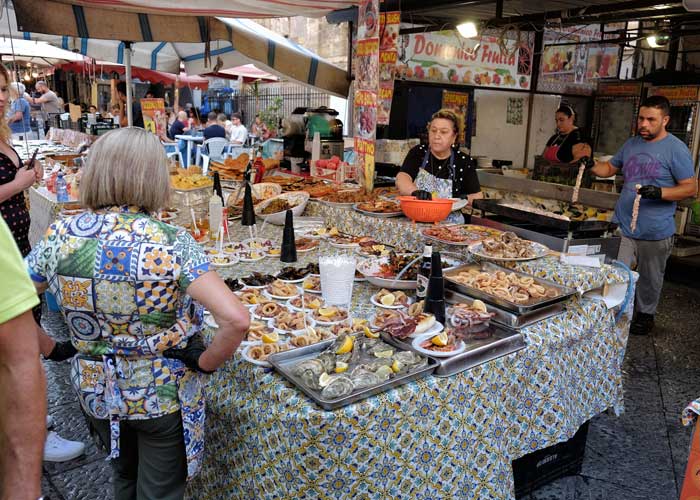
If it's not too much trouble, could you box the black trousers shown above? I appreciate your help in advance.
[90,412,187,500]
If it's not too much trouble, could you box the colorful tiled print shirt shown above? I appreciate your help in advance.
[26,206,210,478]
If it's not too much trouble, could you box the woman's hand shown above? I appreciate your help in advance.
[14,166,36,190]
[28,159,43,183]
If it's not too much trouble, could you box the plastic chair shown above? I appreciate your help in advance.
[166,150,184,167]
[200,137,230,174]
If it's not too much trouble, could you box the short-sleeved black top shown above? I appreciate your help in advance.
[0,148,30,256]
[400,144,481,198]
[544,128,590,163]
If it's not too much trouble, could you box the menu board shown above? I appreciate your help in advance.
[141,98,168,140]
[354,0,379,193]
[377,11,400,125]
[395,29,535,90]
[441,90,469,145]
[538,24,622,96]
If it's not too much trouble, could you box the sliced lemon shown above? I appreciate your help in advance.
[269,248,281,255]
[472,299,488,313]
[319,372,333,387]
[317,307,336,318]
[329,227,339,236]
[303,280,314,290]
[364,326,379,339]
[391,360,401,373]
[316,228,327,235]
[262,331,279,344]
[375,365,393,379]
[335,336,354,354]
[372,244,385,251]
[380,293,396,306]
[335,362,349,374]
[374,348,394,358]
[431,332,448,347]
[309,299,322,309]
[248,296,258,305]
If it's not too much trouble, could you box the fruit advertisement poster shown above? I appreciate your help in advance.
[377,11,400,125]
[441,90,469,145]
[140,98,167,140]
[538,24,622,95]
[396,30,534,90]
[354,0,379,193]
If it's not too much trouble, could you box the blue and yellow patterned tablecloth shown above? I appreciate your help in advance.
[185,209,635,500]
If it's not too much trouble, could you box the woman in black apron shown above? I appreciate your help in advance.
[542,104,591,163]
[396,108,482,223]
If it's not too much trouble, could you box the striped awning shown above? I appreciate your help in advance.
[7,0,351,96]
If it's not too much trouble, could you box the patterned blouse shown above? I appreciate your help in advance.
[0,147,30,256]
[26,206,210,479]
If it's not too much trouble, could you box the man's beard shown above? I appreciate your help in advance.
[639,130,658,141]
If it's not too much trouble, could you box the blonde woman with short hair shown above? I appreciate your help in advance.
[26,127,249,499]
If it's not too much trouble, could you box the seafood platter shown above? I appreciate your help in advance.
[375,299,526,377]
[468,232,550,261]
[444,262,576,314]
[268,333,438,410]
[357,251,464,290]
[421,224,505,246]
[353,199,403,218]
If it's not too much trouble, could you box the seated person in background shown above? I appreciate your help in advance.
[251,114,269,140]
[217,113,230,140]
[168,111,189,140]
[229,113,248,145]
[203,111,226,140]
[88,105,98,114]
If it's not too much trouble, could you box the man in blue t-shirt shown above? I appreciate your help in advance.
[585,95,697,335]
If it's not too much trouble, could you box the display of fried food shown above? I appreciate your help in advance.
[235,288,264,305]
[422,224,503,244]
[289,295,325,310]
[449,269,559,304]
[262,175,303,187]
[295,238,318,251]
[266,280,300,298]
[478,232,542,259]
[176,165,202,176]
[274,311,308,331]
[448,301,495,340]
[357,242,391,257]
[247,342,291,361]
[356,199,401,213]
[419,332,460,352]
[253,301,289,319]
[407,301,424,317]
[373,289,410,307]
[321,190,371,204]
[242,273,276,287]
[223,153,249,170]
[290,326,336,347]
[305,183,337,198]
[311,306,349,323]
[259,198,295,215]
[170,173,213,190]
[276,263,317,281]
[302,276,321,292]
[246,320,275,342]
[326,318,369,336]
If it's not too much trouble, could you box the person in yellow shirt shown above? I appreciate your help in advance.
[0,215,45,500]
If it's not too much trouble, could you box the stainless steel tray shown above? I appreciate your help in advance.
[268,338,438,410]
[445,289,565,329]
[444,262,576,314]
[382,325,526,378]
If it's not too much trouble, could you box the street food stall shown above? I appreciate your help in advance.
[591,81,645,157]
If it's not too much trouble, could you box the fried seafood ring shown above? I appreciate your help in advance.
[545,288,559,298]
[292,335,312,347]
[247,321,268,341]
[408,301,424,317]
[262,343,277,356]
[248,346,265,360]
[512,291,530,303]
[239,291,261,304]
[519,277,535,286]
[259,302,283,318]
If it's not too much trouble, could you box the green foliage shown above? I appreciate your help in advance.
[259,96,283,133]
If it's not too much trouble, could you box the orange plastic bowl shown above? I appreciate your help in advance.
[398,196,453,223]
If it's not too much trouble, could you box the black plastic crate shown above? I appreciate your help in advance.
[512,420,589,498]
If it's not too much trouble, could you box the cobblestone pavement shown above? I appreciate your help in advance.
[40,268,699,500]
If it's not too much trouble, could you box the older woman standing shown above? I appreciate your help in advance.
[542,104,592,163]
[8,82,31,142]
[26,128,250,499]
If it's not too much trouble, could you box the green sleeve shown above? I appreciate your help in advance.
[0,217,39,324]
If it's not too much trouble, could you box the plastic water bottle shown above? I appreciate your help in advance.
[55,173,69,202]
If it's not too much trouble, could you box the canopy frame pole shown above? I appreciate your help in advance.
[124,41,133,127]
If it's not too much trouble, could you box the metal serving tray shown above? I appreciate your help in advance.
[382,325,526,378]
[445,289,565,329]
[444,262,576,314]
[473,198,617,233]
[268,338,438,410]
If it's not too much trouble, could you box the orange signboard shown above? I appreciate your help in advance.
[649,86,700,101]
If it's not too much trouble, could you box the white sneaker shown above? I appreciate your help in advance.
[46,415,53,429]
[43,431,86,462]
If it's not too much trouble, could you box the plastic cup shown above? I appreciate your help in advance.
[319,255,356,306]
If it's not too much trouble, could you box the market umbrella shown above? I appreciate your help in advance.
[0,38,84,67]
[6,0,352,98]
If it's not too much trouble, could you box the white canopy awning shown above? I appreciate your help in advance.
[0,38,85,66]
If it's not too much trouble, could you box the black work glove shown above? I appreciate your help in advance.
[46,341,77,361]
[638,185,662,200]
[163,332,214,374]
[411,189,432,200]
[579,156,595,169]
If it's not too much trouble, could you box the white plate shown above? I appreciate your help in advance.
[352,203,403,218]
[369,315,444,338]
[263,288,301,301]
[370,294,413,310]
[250,303,290,320]
[209,255,240,267]
[468,241,550,262]
[240,253,266,262]
[272,317,316,336]
[311,310,351,325]
[411,333,466,358]
[287,296,325,312]
[328,239,360,249]
[451,199,468,212]
[275,276,308,284]
[240,345,272,367]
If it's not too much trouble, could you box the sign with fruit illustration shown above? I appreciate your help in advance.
[395,30,534,90]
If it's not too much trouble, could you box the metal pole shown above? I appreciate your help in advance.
[124,41,133,127]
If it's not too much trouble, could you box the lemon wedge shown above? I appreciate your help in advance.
[262,331,279,344]
[329,227,339,236]
[335,336,354,354]
[364,326,379,339]
[375,365,393,379]
[380,293,396,306]
[248,296,258,305]
[319,372,333,387]
[303,280,314,290]
[431,332,448,347]
[374,348,394,358]
[335,362,349,373]
[269,248,281,255]
[472,299,487,313]
[317,307,336,318]
[372,245,385,251]
[391,360,401,373]
[316,228,327,235]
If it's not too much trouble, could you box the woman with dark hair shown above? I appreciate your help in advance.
[396,108,482,222]
[542,104,592,163]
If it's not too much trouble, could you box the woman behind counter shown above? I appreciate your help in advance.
[542,104,592,163]
[396,108,482,223]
